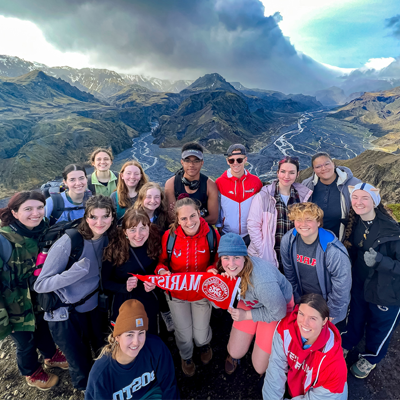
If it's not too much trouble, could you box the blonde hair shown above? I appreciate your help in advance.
[96,333,119,360]
[116,161,148,208]
[288,202,324,226]
[217,255,254,297]
[169,196,200,234]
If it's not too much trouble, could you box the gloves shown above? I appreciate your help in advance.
[364,248,378,267]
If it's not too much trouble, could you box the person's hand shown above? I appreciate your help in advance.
[126,276,138,292]
[221,272,237,280]
[159,269,171,276]
[144,281,156,292]
[364,248,378,267]
[208,268,218,275]
[228,307,248,322]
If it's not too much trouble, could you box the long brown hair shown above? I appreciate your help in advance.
[217,255,254,297]
[116,161,148,208]
[89,148,114,165]
[78,195,117,241]
[0,191,46,227]
[169,196,201,234]
[104,208,162,266]
[134,182,169,229]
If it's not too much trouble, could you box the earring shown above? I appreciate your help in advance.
[126,236,129,239]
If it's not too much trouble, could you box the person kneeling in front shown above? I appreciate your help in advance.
[85,300,180,400]
[263,293,348,400]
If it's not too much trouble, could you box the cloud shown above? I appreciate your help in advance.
[386,15,400,39]
[0,0,338,93]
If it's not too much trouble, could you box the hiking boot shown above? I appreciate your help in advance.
[350,356,376,379]
[343,348,349,359]
[199,344,213,365]
[44,348,69,370]
[181,358,196,377]
[26,366,59,391]
[161,311,175,332]
[225,354,240,375]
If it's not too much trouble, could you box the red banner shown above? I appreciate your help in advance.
[131,272,241,310]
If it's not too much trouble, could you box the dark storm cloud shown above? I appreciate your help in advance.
[0,0,337,92]
[386,15,400,39]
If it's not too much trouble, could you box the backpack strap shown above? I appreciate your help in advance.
[166,232,177,269]
[49,192,65,224]
[65,229,85,270]
[0,233,13,266]
[199,173,209,205]
[206,225,217,265]
[87,174,95,195]
[173,171,182,199]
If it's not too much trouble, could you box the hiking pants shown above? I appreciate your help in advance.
[48,307,106,390]
[166,295,212,360]
[341,276,400,365]
[10,313,56,376]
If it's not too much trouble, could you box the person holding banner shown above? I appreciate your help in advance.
[155,196,220,377]
[217,233,294,376]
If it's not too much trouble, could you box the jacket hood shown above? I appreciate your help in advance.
[287,305,343,364]
[262,180,312,202]
[292,227,341,252]
[308,166,354,187]
[175,217,210,239]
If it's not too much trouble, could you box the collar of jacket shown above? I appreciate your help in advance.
[292,227,335,252]
[312,166,351,187]
[91,171,118,185]
[175,217,210,239]
[226,169,248,181]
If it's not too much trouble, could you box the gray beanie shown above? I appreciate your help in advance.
[218,233,248,257]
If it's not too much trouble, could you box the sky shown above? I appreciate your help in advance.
[0,0,399,93]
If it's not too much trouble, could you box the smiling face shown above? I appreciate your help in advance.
[277,162,298,188]
[11,200,45,229]
[227,151,247,177]
[181,156,203,179]
[312,156,335,183]
[294,213,320,240]
[221,255,245,277]
[121,165,142,189]
[86,208,113,239]
[64,170,87,195]
[124,221,150,247]
[116,330,146,364]
[178,205,201,236]
[143,188,161,212]
[297,303,327,344]
[93,151,112,172]
[351,189,375,218]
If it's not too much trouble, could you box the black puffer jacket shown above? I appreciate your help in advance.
[348,209,400,306]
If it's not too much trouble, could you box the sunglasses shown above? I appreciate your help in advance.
[227,157,245,164]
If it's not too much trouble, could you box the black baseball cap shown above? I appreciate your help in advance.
[225,144,247,157]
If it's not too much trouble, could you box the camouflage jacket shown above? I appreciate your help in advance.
[0,226,39,340]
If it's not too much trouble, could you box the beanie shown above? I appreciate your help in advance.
[349,182,381,207]
[113,300,148,337]
[218,233,248,257]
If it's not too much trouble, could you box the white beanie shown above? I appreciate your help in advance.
[349,183,381,207]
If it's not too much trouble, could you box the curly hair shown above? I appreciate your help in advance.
[104,208,162,266]
[217,255,254,297]
[288,202,324,226]
[116,161,149,208]
[78,195,118,241]
[169,196,201,234]
[133,182,170,230]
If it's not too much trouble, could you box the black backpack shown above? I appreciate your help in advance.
[0,233,12,267]
[166,224,217,268]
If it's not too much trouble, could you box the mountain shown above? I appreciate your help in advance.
[297,150,400,203]
[0,55,193,97]
[153,90,279,153]
[314,86,347,106]
[329,86,400,152]
[180,73,241,96]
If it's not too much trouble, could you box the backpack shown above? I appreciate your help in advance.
[166,224,217,268]
[0,233,12,266]
[40,181,66,199]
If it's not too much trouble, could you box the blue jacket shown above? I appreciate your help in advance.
[281,227,351,323]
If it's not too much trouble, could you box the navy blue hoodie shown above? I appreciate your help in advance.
[85,334,179,400]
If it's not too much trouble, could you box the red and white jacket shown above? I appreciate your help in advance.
[155,218,220,275]
[216,169,262,237]
[263,306,348,400]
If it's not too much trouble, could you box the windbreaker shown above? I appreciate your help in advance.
[280,228,351,323]
[216,169,262,237]
[263,306,348,400]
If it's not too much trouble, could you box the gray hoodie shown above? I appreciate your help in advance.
[280,227,351,323]
[241,256,293,323]
[34,233,107,321]
[302,166,361,241]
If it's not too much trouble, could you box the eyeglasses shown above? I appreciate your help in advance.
[227,157,245,164]
[314,161,331,170]
[182,158,202,165]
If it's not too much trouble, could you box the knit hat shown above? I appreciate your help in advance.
[113,300,148,337]
[349,182,381,207]
[218,233,248,257]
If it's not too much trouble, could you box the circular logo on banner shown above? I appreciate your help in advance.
[202,277,229,302]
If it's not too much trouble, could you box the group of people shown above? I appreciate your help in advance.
[0,142,399,400]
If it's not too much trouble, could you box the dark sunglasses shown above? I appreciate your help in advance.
[227,157,245,164]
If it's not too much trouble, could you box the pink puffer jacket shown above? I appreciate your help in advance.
[247,180,312,266]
